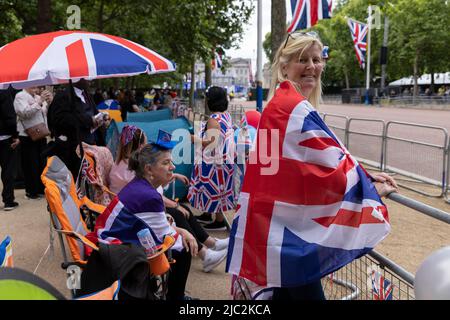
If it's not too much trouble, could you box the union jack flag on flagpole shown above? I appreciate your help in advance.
[226,81,390,288]
[347,18,368,69]
[287,0,333,33]
[371,270,393,300]
[212,51,223,70]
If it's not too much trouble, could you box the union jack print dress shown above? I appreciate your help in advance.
[188,112,235,213]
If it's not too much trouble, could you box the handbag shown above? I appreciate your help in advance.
[21,111,50,141]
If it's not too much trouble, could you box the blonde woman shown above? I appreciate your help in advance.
[227,32,398,300]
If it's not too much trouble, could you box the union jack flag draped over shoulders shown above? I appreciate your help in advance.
[287,0,333,33]
[226,81,390,288]
[347,18,368,69]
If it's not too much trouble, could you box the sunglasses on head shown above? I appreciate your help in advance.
[282,31,320,49]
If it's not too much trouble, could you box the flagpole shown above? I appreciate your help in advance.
[256,0,263,112]
[365,5,372,105]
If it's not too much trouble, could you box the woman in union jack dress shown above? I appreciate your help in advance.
[188,86,236,231]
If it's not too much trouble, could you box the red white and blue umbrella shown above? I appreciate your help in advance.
[0,30,176,89]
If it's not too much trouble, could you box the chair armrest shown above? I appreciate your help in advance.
[80,196,106,214]
[54,229,99,252]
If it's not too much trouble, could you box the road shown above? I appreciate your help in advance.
[236,101,450,185]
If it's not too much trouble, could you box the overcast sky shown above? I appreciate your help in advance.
[225,0,292,70]
[225,0,337,71]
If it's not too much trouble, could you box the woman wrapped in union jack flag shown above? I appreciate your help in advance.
[226,32,398,301]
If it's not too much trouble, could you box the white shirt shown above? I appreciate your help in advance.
[108,160,135,194]
[0,135,11,141]
[74,87,86,104]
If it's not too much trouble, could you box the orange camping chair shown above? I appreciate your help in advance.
[41,156,105,267]
[41,156,123,298]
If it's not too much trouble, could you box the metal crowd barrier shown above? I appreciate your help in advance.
[322,113,349,147]
[446,143,450,203]
[321,113,450,199]
[323,192,450,300]
[383,121,448,197]
[348,118,385,170]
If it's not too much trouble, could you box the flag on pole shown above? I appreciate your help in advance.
[347,18,368,69]
[0,236,13,267]
[287,0,333,32]
[212,51,222,70]
[226,81,390,288]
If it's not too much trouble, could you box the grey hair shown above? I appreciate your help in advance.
[128,144,168,179]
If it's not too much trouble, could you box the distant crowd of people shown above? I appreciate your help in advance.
[0,82,182,211]
[389,85,450,98]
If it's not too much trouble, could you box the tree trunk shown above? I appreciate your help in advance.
[205,62,212,89]
[189,59,196,110]
[430,71,435,94]
[271,0,287,62]
[344,66,350,89]
[97,0,105,32]
[37,0,52,33]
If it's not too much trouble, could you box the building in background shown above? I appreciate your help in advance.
[183,58,254,98]
[212,58,253,98]
[262,62,272,89]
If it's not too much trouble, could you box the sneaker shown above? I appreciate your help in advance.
[196,212,213,224]
[24,193,42,200]
[203,220,227,231]
[213,238,229,251]
[202,248,227,273]
[4,201,19,211]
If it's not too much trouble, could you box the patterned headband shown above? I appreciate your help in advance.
[120,125,140,146]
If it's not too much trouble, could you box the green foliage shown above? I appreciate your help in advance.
[304,0,450,90]
[263,32,272,63]
[1,0,253,90]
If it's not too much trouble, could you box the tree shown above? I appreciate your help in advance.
[37,0,52,33]
[271,0,286,63]
[387,0,450,99]
[263,32,272,62]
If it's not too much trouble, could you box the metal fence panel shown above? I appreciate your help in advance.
[323,113,349,147]
[322,253,415,300]
[384,121,448,197]
[347,118,385,170]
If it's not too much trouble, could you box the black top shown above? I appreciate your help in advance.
[47,86,98,145]
[0,88,18,138]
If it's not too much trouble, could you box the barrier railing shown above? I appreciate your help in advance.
[347,118,385,170]
[321,114,450,200]
[446,142,450,203]
[322,113,349,147]
[383,121,448,197]
[324,192,450,300]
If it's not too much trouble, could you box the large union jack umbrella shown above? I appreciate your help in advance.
[0,30,176,89]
